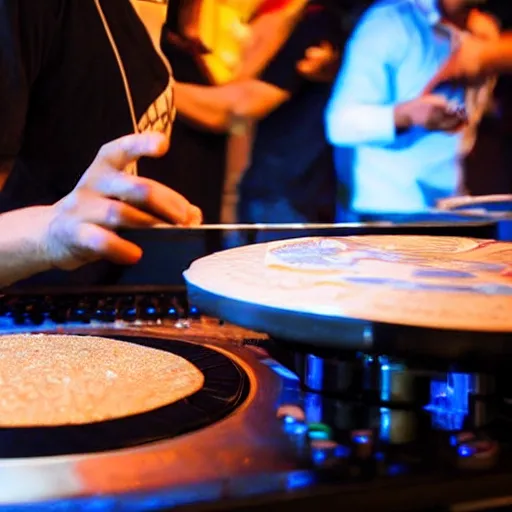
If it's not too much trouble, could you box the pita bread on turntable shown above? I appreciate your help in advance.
[263,236,482,272]
[0,334,204,427]
[185,235,512,332]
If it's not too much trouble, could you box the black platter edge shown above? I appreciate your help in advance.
[186,281,512,369]
[0,334,250,459]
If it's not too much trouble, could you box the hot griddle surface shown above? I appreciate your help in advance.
[185,236,512,362]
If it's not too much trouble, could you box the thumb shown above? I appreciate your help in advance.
[96,132,170,171]
[305,46,327,59]
[421,94,451,108]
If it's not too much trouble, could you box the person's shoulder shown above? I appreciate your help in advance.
[352,0,410,38]
[361,0,413,23]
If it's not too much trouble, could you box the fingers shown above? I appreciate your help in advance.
[297,41,335,74]
[425,108,466,132]
[296,58,312,74]
[67,196,200,265]
[83,172,201,226]
[95,132,170,171]
[52,187,203,270]
[422,94,451,107]
[58,192,160,228]
[59,189,203,231]
[135,176,203,226]
[187,205,203,226]
[46,207,145,271]
[48,132,204,271]
[74,223,143,266]
[78,132,203,226]
[438,118,465,133]
[304,44,332,60]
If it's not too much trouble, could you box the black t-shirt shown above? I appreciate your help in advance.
[0,0,173,210]
[158,32,228,224]
[238,4,343,223]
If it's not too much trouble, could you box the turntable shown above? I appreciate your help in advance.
[2,229,512,511]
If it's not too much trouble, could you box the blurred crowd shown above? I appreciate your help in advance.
[161,0,512,226]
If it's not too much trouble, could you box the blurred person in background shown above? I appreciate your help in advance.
[426,23,512,197]
[427,32,512,84]
[171,0,350,231]
[326,0,500,219]
[423,1,512,199]
[162,0,342,224]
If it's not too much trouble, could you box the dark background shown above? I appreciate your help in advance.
[459,0,512,196]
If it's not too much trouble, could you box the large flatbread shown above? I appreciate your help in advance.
[0,334,204,427]
[184,235,512,332]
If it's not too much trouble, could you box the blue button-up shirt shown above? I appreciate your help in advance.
[325,0,494,214]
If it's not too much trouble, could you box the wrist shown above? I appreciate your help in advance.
[24,206,57,272]
[0,206,55,288]
[394,102,413,130]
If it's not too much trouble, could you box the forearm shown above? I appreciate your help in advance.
[481,35,512,74]
[0,206,52,288]
[326,103,397,147]
[173,83,232,132]
[174,80,286,132]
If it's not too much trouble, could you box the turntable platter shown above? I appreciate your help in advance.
[0,334,204,427]
[185,236,512,351]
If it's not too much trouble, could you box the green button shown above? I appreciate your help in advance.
[308,423,333,440]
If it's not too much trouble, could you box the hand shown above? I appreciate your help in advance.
[423,8,500,95]
[394,94,467,132]
[296,42,340,82]
[41,132,202,270]
[423,38,488,95]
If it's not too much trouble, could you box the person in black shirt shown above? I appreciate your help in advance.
[0,0,174,212]
[173,1,344,230]
[163,0,341,224]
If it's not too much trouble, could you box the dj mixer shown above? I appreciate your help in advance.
[1,217,512,512]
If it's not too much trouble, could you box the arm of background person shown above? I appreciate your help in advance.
[173,80,289,132]
[468,9,501,41]
[482,35,512,72]
[0,0,62,188]
[423,34,512,94]
[296,42,341,83]
[234,0,308,80]
[325,7,408,147]
[174,4,338,132]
